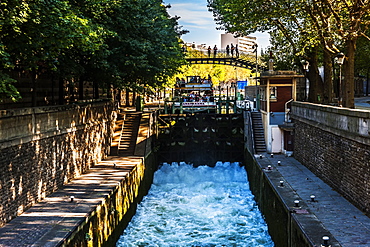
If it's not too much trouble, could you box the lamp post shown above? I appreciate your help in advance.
[230,81,235,100]
[301,60,310,101]
[336,52,345,107]
[231,81,237,113]
[252,43,259,110]
[226,82,229,100]
[301,60,309,71]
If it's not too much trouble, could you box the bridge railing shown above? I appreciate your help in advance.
[184,49,257,61]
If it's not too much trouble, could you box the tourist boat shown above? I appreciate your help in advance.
[173,76,217,113]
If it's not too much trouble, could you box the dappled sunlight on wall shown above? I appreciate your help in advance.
[0,101,114,227]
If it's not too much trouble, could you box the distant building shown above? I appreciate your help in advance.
[221,33,257,53]
[184,42,208,51]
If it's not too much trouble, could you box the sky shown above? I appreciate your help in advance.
[164,0,271,50]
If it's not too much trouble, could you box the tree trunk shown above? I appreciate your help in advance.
[343,39,356,108]
[93,81,99,99]
[58,77,65,105]
[125,89,130,107]
[132,91,136,106]
[79,76,84,100]
[31,70,37,107]
[323,49,334,103]
[306,48,324,103]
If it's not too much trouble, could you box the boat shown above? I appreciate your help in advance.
[172,76,217,113]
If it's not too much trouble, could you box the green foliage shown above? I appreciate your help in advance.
[0,72,21,102]
[355,34,370,76]
[208,0,370,107]
[0,0,186,101]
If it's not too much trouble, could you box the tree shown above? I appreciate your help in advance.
[208,0,328,103]
[208,0,370,107]
[0,0,105,105]
[0,0,186,105]
[94,0,186,100]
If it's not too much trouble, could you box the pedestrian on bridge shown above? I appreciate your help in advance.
[231,43,235,57]
[226,45,230,57]
[235,44,239,57]
[213,45,218,58]
[207,46,212,57]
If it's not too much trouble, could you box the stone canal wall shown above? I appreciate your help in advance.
[291,101,370,216]
[0,101,115,227]
[243,151,336,247]
[64,111,158,247]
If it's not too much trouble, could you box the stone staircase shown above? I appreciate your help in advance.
[251,111,267,153]
[110,111,141,156]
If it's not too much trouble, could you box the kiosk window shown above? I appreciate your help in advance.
[270,86,277,100]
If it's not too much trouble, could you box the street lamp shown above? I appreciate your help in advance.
[301,60,309,71]
[336,52,345,106]
[252,44,259,110]
[231,81,236,100]
[301,60,310,101]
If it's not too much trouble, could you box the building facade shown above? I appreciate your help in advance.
[221,33,257,53]
[257,70,305,155]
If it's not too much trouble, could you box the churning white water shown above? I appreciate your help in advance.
[116,162,274,247]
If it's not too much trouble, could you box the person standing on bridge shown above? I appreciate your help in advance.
[207,46,212,57]
[213,45,218,58]
[226,45,230,57]
[231,43,235,57]
[235,44,239,57]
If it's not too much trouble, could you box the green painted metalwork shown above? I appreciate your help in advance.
[156,113,244,166]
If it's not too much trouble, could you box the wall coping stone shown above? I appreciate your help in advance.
[0,99,111,118]
[0,100,113,148]
[291,101,370,145]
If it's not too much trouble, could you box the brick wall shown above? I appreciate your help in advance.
[291,101,370,215]
[0,101,115,226]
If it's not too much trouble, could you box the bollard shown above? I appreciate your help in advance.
[310,195,316,202]
[321,236,330,247]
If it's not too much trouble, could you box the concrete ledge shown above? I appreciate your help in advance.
[245,151,341,247]
[291,102,370,144]
[246,151,370,246]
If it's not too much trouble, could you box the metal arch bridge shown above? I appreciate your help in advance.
[184,49,267,70]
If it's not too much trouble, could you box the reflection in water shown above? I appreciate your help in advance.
[117,162,274,247]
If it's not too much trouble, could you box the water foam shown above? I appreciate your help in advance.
[116,162,274,247]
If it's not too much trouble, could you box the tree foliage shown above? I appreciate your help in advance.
[0,0,186,102]
[208,0,370,107]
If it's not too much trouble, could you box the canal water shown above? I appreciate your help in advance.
[116,162,274,247]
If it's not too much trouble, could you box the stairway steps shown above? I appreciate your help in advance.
[117,113,141,156]
[110,112,141,156]
[251,111,267,153]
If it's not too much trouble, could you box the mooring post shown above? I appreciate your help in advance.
[226,99,230,114]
